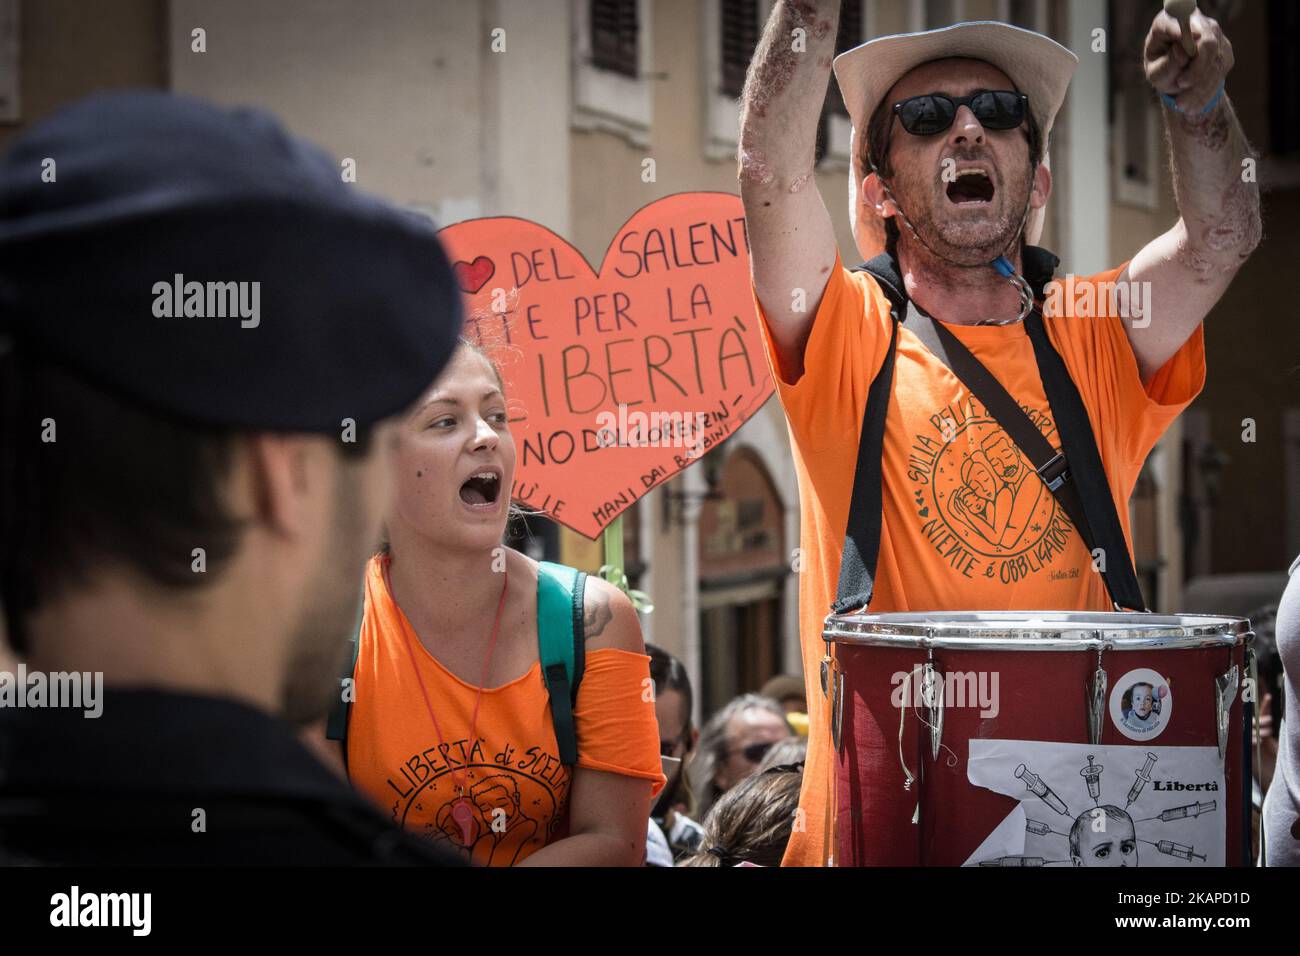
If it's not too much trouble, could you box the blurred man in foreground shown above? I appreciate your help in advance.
[0,92,463,864]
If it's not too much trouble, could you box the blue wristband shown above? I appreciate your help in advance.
[1160,81,1225,116]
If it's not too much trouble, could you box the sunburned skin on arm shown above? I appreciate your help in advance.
[741,0,834,120]
[736,1,842,376]
[1110,8,1261,380]
[1166,103,1263,283]
[788,171,813,193]
[1180,98,1232,150]
[1156,13,1261,281]
[737,0,831,189]
[737,145,776,187]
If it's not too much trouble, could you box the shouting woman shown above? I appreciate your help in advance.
[336,340,664,865]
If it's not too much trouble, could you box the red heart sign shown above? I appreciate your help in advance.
[454,255,495,295]
[438,192,772,539]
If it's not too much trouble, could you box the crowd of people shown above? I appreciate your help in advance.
[0,0,1292,871]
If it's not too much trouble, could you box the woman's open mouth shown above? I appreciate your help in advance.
[458,469,502,510]
[946,167,995,205]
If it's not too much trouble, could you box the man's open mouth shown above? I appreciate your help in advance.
[459,469,502,506]
[946,167,995,205]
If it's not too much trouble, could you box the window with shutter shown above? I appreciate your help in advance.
[1269,0,1299,157]
[590,0,640,78]
[1109,0,1161,209]
[719,0,759,99]
[817,2,864,164]
[825,2,862,118]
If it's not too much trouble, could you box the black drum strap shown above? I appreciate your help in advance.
[1023,311,1147,610]
[832,254,904,616]
[832,322,898,614]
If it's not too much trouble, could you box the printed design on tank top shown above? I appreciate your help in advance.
[385,734,571,866]
[906,394,1080,585]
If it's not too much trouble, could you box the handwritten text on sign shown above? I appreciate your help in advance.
[438,193,773,539]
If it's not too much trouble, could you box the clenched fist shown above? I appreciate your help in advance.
[1144,5,1233,115]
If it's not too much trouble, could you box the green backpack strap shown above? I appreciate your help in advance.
[324,583,365,775]
[537,561,587,766]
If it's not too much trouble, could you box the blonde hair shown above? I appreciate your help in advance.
[453,333,536,526]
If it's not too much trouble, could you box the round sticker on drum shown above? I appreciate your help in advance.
[1109,668,1171,741]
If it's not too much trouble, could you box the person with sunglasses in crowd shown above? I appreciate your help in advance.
[687,694,793,821]
[739,2,1258,866]
[645,644,705,864]
[681,753,806,868]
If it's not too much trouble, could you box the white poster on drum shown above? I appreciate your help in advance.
[962,739,1225,867]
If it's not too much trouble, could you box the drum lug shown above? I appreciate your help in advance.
[1215,663,1239,762]
[923,660,944,761]
[1086,645,1108,746]
[831,667,845,754]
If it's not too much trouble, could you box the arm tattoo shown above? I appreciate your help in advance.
[583,587,614,641]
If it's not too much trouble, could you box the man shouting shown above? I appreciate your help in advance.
[739,2,1259,866]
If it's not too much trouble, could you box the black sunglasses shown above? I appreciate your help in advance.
[660,724,692,757]
[892,90,1028,136]
[728,740,777,764]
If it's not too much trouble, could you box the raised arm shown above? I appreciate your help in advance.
[1121,6,1261,383]
[738,0,843,381]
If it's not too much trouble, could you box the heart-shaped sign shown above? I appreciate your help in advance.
[438,192,773,539]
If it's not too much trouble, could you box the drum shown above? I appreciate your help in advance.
[821,612,1254,867]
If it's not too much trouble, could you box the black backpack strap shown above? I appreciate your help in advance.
[1021,245,1061,301]
[570,570,587,705]
[834,256,905,614]
[1024,311,1147,610]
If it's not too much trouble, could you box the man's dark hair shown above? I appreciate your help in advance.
[647,642,694,731]
[861,77,1044,261]
[0,357,371,654]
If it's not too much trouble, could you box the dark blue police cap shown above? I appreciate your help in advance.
[0,90,463,431]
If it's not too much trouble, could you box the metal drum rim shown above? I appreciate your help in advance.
[821,610,1252,651]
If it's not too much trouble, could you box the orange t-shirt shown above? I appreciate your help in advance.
[346,556,665,866]
[755,252,1206,866]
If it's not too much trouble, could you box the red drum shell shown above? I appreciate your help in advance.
[823,612,1251,867]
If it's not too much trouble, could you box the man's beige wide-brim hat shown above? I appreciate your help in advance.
[834,20,1079,158]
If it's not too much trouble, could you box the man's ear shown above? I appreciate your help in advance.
[244,433,321,536]
[1030,159,1052,211]
[861,170,898,220]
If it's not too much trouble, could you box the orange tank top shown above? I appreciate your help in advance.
[346,555,665,866]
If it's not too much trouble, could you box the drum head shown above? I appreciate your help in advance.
[823,610,1251,651]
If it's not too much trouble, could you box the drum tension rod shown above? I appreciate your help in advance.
[923,649,944,762]
[1086,642,1108,747]
[1214,653,1239,764]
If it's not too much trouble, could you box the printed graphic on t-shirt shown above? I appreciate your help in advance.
[906,395,1079,585]
[384,735,571,866]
